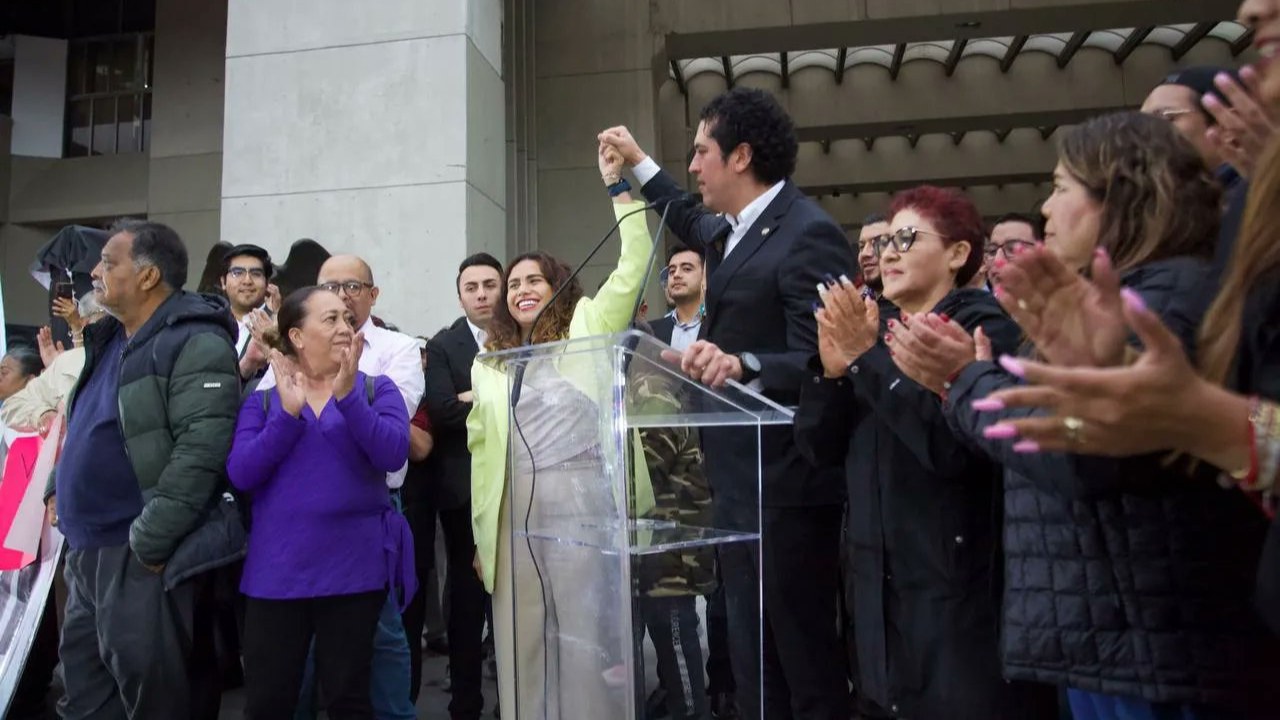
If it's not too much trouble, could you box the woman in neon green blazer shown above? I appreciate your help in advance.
[467,143,653,719]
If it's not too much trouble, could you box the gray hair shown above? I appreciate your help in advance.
[77,292,105,318]
[109,219,189,290]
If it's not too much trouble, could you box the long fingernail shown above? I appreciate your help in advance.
[971,398,1004,412]
[1215,72,1233,87]
[983,424,1018,440]
[823,274,837,286]
[1013,440,1041,454]
[817,282,829,296]
[811,301,820,313]
[939,312,950,323]
[1202,93,1220,107]
[885,333,894,343]
[838,274,853,286]
[1120,288,1147,313]
[999,355,1026,378]
[887,319,897,329]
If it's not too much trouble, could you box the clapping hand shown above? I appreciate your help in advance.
[816,276,879,378]
[995,245,1127,368]
[36,326,65,367]
[269,351,306,417]
[265,284,282,315]
[333,332,365,400]
[885,313,983,396]
[975,289,1204,457]
[1202,66,1277,179]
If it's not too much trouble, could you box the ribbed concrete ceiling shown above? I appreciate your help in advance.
[653,1,1254,226]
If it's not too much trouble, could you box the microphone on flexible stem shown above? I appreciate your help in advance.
[509,198,687,408]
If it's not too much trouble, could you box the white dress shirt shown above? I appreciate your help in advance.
[634,156,785,257]
[235,314,252,358]
[257,317,425,489]
[466,319,487,350]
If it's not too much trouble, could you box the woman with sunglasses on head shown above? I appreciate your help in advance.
[890,111,1280,719]
[794,185,1055,719]
[466,141,652,720]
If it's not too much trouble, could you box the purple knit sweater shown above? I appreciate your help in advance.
[227,372,414,602]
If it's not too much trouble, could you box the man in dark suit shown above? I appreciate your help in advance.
[649,243,705,351]
[419,252,503,720]
[601,87,852,720]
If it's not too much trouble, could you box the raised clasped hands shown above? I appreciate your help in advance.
[598,140,624,183]
[885,312,991,396]
[816,275,879,378]
[995,244,1127,368]
[597,126,648,168]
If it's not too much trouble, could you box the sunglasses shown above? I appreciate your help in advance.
[872,227,949,258]
[983,239,1039,259]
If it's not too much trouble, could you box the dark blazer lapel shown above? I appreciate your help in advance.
[704,181,801,323]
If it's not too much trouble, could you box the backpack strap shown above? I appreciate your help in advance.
[365,374,375,404]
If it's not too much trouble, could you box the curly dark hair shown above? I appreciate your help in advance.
[699,87,798,185]
[1057,111,1218,273]
[486,251,583,351]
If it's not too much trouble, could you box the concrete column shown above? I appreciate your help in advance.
[220,0,504,336]
[532,0,663,303]
[150,0,227,281]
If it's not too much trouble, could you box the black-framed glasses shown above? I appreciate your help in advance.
[873,227,949,258]
[226,267,266,281]
[857,234,890,254]
[319,281,375,297]
[983,239,1039,259]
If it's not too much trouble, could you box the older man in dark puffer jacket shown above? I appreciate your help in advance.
[46,220,241,720]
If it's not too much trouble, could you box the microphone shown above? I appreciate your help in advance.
[627,193,699,330]
[511,197,676,407]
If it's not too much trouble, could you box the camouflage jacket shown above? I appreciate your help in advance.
[633,374,717,597]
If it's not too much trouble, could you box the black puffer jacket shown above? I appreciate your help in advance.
[946,257,1280,712]
[796,288,1057,720]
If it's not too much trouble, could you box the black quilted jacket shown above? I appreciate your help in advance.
[946,257,1280,713]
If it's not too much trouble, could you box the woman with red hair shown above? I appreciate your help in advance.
[794,185,1056,718]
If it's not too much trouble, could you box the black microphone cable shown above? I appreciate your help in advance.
[507,194,682,706]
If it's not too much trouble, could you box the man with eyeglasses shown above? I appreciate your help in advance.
[855,212,890,294]
[259,254,424,719]
[982,213,1043,288]
[221,244,274,353]
[1141,67,1243,192]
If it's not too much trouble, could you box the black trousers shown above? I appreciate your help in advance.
[11,586,59,718]
[439,503,488,719]
[58,544,219,720]
[634,595,709,720]
[704,562,734,695]
[718,503,847,720]
[242,590,385,720]
[401,493,437,704]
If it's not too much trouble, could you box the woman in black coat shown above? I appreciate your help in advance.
[890,112,1280,720]
[795,185,1056,719]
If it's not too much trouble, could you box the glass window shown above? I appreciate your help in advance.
[63,0,155,156]
[92,96,117,155]
[67,99,92,157]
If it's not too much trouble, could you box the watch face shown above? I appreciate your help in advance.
[742,353,761,373]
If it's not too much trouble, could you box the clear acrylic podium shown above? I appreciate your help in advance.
[477,330,793,720]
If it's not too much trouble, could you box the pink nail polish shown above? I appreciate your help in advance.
[1013,440,1041,453]
[983,424,1018,440]
[999,355,1026,378]
[971,398,1005,412]
[1120,288,1147,314]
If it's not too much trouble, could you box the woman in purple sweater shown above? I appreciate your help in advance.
[227,287,412,720]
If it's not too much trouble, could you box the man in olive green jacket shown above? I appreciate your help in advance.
[48,220,241,720]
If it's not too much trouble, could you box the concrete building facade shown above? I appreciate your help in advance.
[0,0,1254,334]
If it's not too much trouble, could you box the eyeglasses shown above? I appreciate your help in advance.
[873,227,949,258]
[983,239,1039,259]
[319,281,375,297]
[227,267,266,280]
[1152,108,1195,122]
[857,235,890,253]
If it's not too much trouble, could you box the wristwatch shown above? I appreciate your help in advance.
[737,352,762,383]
